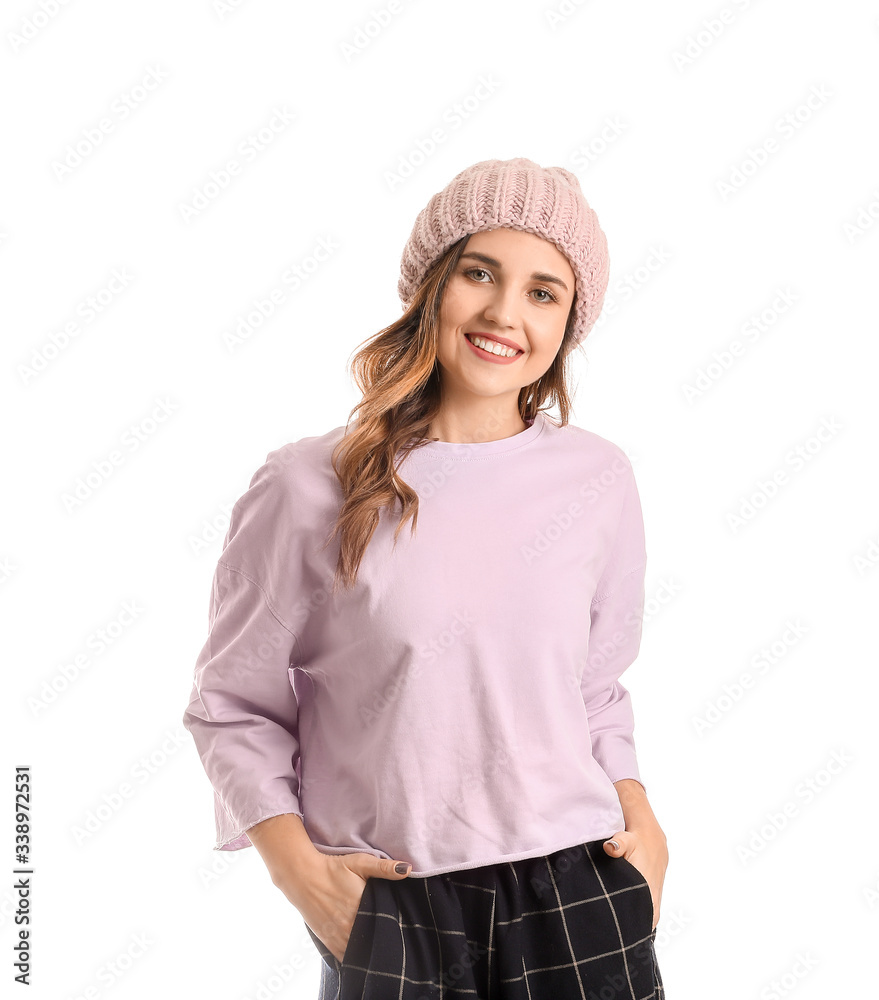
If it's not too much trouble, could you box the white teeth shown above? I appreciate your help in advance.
[469,335,519,358]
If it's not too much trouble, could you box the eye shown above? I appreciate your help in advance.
[532,287,558,304]
[463,266,491,282]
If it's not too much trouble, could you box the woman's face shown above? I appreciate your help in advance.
[435,227,576,407]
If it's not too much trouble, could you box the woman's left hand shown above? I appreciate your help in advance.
[603,827,668,930]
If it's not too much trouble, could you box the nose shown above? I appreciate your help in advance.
[481,282,521,329]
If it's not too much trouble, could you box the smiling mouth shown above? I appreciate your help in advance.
[465,333,523,358]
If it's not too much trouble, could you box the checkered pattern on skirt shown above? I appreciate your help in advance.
[305,837,665,999]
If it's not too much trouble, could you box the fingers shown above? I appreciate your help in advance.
[354,856,412,879]
[602,831,628,856]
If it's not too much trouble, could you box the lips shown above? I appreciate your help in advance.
[464,332,524,366]
[465,332,523,353]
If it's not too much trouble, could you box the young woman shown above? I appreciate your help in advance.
[183,157,668,999]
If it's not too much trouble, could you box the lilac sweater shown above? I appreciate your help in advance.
[182,411,648,877]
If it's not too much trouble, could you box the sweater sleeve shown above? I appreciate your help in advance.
[580,456,648,794]
[182,451,305,851]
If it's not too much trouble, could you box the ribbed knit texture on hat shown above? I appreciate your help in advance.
[398,157,610,351]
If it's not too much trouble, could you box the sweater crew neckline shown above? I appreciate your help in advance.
[406,410,548,460]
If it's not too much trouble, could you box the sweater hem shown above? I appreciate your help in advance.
[309,828,624,879]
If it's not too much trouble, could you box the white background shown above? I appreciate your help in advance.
[4,0,879,997]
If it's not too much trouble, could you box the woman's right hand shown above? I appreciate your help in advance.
[245,814,413,965]
[285,851,413,965]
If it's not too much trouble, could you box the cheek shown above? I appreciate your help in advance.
[439,285,469,323]
[530,317,567,357]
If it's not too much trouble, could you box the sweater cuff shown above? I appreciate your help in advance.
[214,792,305,851]
[592,732,646,796]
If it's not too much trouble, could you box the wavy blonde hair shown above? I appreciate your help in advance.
[324,233,581,594]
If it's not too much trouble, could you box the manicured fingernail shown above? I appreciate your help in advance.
[395,862,411,874]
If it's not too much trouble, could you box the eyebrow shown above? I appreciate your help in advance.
[459,251,570,293]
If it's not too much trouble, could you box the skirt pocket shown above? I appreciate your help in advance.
[340,876,374,967]
[615,855,655,935]
[306,875,374,974]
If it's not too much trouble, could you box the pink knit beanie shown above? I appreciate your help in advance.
[398,157,610,351]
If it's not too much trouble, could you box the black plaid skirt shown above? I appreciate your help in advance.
[305,837,665,999]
